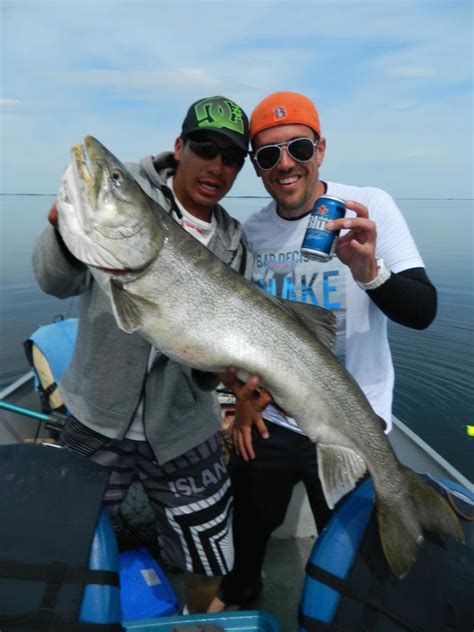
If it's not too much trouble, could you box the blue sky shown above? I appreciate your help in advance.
[1,0,472,199]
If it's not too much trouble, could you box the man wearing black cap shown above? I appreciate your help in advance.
[33,96,251,613]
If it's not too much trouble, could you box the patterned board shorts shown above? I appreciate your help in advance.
[60,418,234,576]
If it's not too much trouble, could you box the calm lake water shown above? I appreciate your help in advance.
[0,194,472,480]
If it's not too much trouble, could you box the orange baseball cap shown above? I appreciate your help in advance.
[250,91,321,142]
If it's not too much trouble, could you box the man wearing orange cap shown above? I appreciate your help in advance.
[212,91,437,610]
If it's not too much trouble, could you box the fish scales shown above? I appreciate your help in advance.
[126,232,343,440]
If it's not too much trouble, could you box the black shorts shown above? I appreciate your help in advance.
[61,418,233,576]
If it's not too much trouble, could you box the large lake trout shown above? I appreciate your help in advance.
[57,136,463,577]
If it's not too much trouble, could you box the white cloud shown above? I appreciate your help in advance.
[0,99,21,108]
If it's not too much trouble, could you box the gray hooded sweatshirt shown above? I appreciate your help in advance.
[33,153,253,463]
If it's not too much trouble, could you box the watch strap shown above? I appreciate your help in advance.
[356,257,391,290]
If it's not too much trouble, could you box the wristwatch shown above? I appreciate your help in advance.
[356,257,391,291]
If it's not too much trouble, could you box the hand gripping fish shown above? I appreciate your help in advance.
[57,136,463,578]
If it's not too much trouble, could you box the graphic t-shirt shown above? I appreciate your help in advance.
[243,182,424,435]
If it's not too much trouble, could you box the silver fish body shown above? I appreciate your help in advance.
[59,136,463,577]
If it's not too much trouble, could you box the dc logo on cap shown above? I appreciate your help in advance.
[273,106,287,120]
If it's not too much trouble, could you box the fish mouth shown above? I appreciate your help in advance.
[71,136,144,239]
[71,140,100,212]
[71,135,123,211]
[97,266,130,276]
[67,136,161,274]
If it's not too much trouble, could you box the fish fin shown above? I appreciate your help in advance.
[317,443,367,509]
[375,466,464,578]
[275,299,337,350]
[109,280,153,334]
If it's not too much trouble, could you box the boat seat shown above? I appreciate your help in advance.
[24,317,78,415]
[0,443,123,631]
[299,476,474,631]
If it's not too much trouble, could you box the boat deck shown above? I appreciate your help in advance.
[164,536,314,629]
[2,373,472,630]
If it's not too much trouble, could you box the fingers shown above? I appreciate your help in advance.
[219,367,253,394]
[236,374,263,401]
[326,201,372,235]
[219,368,271,411]
[252,387,272,412]
[336,230,374,253]
[343,199,369,218]
[232,417,269,461]
[335,236,378,283]
[254,415,269,439]
[231,398,270,461]
[327,216,375,239]
[233,425,255,461]
[48,202,59,227]
[218,367,238,385]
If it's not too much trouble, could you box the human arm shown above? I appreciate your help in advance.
[329,199,436,330]
[32,202,91,298]
[366,267,436,329]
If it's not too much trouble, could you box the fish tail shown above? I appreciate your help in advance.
[376,466,464,578]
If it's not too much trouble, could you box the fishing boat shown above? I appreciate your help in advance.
[1,326,473,631]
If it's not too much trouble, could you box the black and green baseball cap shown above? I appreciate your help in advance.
[181,96,249,152]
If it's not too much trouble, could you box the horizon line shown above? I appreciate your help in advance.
[0,193,473,201]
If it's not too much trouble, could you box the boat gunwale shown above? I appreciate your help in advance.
[2,371,472,493]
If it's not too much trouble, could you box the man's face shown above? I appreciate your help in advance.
[173,131,245,218]
[252,124,326,218]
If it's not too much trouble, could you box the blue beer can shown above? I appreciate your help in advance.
[301,195,346,262]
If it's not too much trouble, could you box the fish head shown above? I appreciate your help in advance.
[58,135,164,275]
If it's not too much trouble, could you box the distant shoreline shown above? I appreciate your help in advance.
[0,193,473,201]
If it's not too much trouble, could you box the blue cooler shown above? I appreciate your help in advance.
[120,548,178,620]
[123,610,281,631]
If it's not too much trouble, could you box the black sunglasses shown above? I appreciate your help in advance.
[252,137,318,170]
[184,137,246,168]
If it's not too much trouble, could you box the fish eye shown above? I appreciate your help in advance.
[111,171,122,181]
